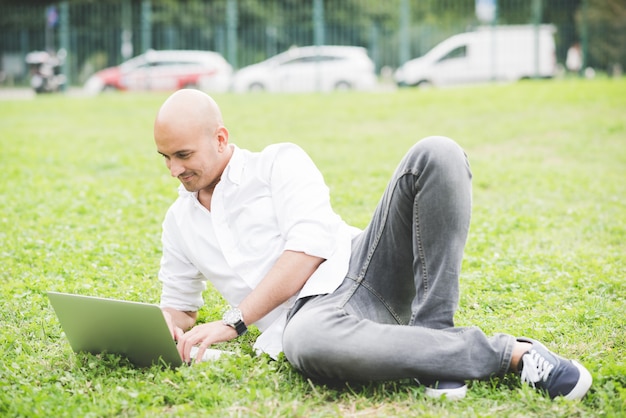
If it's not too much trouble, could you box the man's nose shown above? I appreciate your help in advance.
[168,159,185,177]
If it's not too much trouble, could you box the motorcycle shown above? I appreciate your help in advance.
[25,50,67,94]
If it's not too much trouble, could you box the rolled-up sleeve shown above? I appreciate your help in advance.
[269,144,343,260]
[159,208,206,312]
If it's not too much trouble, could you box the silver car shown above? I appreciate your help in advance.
[231,46,377,93]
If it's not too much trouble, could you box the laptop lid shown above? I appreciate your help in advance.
[48,291,183,368]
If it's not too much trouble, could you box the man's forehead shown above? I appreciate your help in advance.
[156,131,199,154]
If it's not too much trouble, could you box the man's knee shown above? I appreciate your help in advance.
[407,136,471,179]
[283,309,325,368]
[413,136,465,162]
[283,307,353,380]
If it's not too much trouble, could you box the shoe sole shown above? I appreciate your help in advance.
[424,384,467,401]
[563,360,593,400]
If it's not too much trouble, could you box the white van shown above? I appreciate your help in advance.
[394,25,556,88]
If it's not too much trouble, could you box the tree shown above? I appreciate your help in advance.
[583,0,626,71]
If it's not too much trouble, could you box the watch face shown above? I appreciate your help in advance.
[223,308,242,324]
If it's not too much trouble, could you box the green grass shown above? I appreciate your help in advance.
[1,79,625,417]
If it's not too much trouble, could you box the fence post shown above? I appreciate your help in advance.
[313,0,324,91]
[226,0,238,69]
[399,0,410,66]
[370,20,380,74]
[141,0,152,53]
[59,2,70,88]
[490,0,498,81]
[121,0,133,61]
[313,0,325,47]
[532,0,542,78]
[580,0,589,74]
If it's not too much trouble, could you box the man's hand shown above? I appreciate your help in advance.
[162,309,185,341]
[176,321,238,364]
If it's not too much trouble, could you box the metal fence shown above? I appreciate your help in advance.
[1,0,623,87]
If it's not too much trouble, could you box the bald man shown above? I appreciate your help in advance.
[153,89,591,401]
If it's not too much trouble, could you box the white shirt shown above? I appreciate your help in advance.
[158,143,359,358]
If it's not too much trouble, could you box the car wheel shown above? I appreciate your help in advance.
[102,84,118,93]
[248,82,265,92]
[334,81,352,91]
[416,80,433,89]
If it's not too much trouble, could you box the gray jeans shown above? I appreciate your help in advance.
[283,136,516,382]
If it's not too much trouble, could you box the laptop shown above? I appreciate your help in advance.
[48,291,227,368]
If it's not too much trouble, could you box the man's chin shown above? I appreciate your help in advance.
[178,180,198,192]
[180,183,198,192]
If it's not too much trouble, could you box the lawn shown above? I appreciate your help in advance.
[0,78,624,417]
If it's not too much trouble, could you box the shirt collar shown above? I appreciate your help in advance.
[223,144,243,186]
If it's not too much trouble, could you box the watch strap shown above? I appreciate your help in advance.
[233,320,247,336]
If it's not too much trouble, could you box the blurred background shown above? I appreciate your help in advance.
[0,0,624,92]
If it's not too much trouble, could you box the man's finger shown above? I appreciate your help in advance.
[194,340,212,364]
[173,326,184,341]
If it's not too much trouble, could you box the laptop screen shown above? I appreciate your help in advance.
[48,292,183,368]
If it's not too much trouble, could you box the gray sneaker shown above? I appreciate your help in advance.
[517,337,592,400]
[415,378,467,400]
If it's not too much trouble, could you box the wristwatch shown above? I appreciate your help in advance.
[222,307,247,336]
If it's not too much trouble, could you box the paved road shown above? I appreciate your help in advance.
[0,82,399,101]
[0,87,91,100]
[0,88,36,100]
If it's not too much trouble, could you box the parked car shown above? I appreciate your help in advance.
[231,45,377,93]
[394,25,557,88]
[83,49,232,94]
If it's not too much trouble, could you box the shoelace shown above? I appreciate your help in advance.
[520,349,555,387]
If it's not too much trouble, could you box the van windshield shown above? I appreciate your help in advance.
[437,45,467,63]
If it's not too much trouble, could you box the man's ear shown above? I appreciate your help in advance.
[216,126,229,150]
